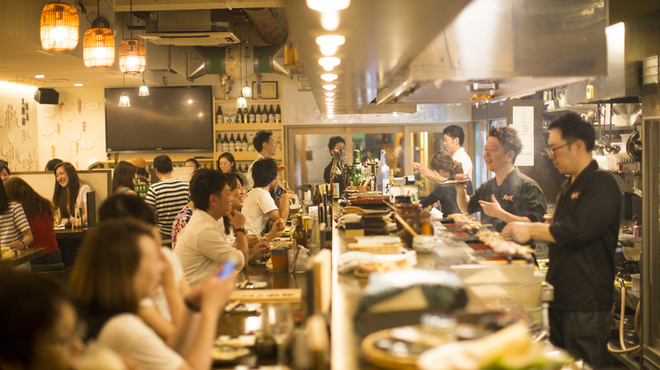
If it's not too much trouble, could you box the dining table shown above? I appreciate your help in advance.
[0,247,45,268]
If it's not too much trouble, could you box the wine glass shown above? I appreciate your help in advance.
[262,304,294,368]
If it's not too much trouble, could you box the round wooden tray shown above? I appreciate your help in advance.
[361,326,449,370]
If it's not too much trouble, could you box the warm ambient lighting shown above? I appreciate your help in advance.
[321,12,340,31]
[138,74,149,96]
[74,83,83,87]
[40,3,79,51]
[318,57,340,71]
[321,73,338,82]
[323,84,337,91]
[119,91,130,107]
[325,97,335,102]
[307,0,350,12]
[327,113,334,118]
[83,27,115,68]
[325,92,335,97]
[119,39,146,74]
[316,35,345,56]
[242,82,252,98]
[35,75,45,79]
[237,96,247,109]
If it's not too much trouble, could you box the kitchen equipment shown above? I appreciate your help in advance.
[631,274,640,292]
[612,103,642,126]
[627,130,642,162]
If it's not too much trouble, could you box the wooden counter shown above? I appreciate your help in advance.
[0,247,45,268]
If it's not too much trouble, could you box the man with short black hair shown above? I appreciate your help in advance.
[455,126,546,232]
[443,125,472,178]
[323,136,346,183]
[145,155,189,241]
[174,169,248,286]
[243,158,291,236]
[246,130,277,191]
[503,112,620,369]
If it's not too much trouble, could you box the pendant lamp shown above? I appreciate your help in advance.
[138,73,150,96]
[118,0,145,74]
[40,2,79,51]
[119,74,130,107]
[83,1,114,68]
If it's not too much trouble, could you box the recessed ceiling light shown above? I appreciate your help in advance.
[323,84,337,91]
[74,83,83,87]
[325,92,335,97]
[316,35,346,56]
[325,97,335,102]
[318,57,340,71]
[306,0,350,12]
[321,12,340,31]
[327,113,334,118]
[321,73,338,82]
[35,75,45,79]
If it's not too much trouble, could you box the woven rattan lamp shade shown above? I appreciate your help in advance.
[40,3,79,51]
[83,28,115,68]
[119,39,146,74]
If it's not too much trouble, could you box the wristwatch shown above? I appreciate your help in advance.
[235,228,247,235]
[20,241,26,250]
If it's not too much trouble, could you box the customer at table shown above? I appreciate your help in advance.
[323,136,346,183]
[71,218,237,370]
[0,161,10,183]
[243,158,291,237]
[171,169,202,249]
[184,158,200,170]
[4,177,61,265]
[53,162,91,226]
[112,161,137,196]
[502,113,620,369]
[455,126,546,232]
[145,155,189,241]
[0,180,33,257]
[443,125,473,178]
[413,150,473,215]
[174,169,248,286]
[99,194,190,344]
[45,158,63,172]
[217,152,237,173]
[246,130,278,191]
[0,269,84,370]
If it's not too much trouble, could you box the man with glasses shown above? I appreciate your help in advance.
[502,112,620,369]
[455,126,546,232]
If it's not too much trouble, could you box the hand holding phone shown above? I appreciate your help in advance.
[218,257,237,280]
[274,184,284,197]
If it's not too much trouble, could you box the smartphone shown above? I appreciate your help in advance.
[217,258,237,280]
[274,184,284,197]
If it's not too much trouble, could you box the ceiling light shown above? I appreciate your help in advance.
[325,92,335,97]
[321,12,340,31]
[83,26,115,68]
[316,35,345,56]
[392,112,399,117]
[40,3,79,51]
[327,113,334,118]
[237,96,247,109]
[318,57,340,71]
[74,83,83,87]
[321,73,338,82]
[119,39,146,74]
[242,83,252,98]
[323,84,337,91]
[306,0,350,12]
[325,97,335,102]
[119,74,130,107]
[35,75,45,79]
[138,73,149,96]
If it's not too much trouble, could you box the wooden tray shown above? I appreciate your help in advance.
[228,289,301,304]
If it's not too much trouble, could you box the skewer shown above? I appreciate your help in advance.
[393,213,419,237]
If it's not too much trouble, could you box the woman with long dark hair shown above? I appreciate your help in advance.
[4,177,61,265]
[112,161,137,196]
[414,150,474,216]
[53,162,90,226]
[0,178,33,252]
[217,152,237,173]
[70,218,237,370]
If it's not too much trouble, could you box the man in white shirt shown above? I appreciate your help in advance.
[246,130,278,191]
[443,125,473,179]
[175,169,265,286]
[243,158,291,236]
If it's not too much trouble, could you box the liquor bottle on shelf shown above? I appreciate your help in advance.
[268,105,275,123]
[276,135,282,152]
[229,133,236,152]
[294,212,308,248]
[248,133,255,151]
[330,149,345,199]
[216,133,222,152]
[256,105,263,123]
[222,133,229,152]
[368,163,377,191]
[249,105,256,123]
[224,107,231,124]
[350,149,362,187]
[236,164,242,173]
[216,105,223,124]
[242,133,248,151]
[262,105,268,123]
[275,105,281,123]
[234,108,240,124]
[377,149,389,193]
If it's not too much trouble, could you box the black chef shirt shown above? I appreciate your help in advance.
[421,179,474,216]
[547,160,620,311]
[467,169,547,232]
[323,160,333,184]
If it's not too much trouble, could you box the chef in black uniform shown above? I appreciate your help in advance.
[502,112,620,369]
[454,126,547,232]
[414,150,473,216]
[323,136,346,183]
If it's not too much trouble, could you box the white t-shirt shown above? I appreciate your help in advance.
[76,184,91,210]
[97,314,184,370]
[453,147,473,179]
[246,153,266,192]
[139,248,184,322]
[242,187,278,236]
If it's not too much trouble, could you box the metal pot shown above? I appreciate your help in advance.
[621,240,642,261]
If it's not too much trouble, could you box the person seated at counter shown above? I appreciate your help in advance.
[70,218,238,370]
[112,161,138,196]
[413,150,473,216]
[217,152,237,174]
[174,169,248,287]
[243,158,291,237]
[53,162,91,226]
[146,155,189,242]
[45,158,63,172]
[184,158,200,170]
[455,126,546,232]
[246,130,278,191]
[323,136,346,183]
[0,161,10,183]
[99,194,190,344]
[0,269,84,370]
[5,177,61,265]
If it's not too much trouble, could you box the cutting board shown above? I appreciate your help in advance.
[228,289,301,304]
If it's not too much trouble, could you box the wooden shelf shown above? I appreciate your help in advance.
[214,151,283,161]
[214,123,282,131]
[214,98,282,104]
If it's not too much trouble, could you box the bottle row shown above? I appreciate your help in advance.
[216,104,281,124]
[215,132,283,153]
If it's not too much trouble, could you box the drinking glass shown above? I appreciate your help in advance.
[262,304,294,368]
[301,214,311,232]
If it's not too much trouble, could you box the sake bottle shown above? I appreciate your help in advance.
[268,105,275,123]
[255,105,263,123]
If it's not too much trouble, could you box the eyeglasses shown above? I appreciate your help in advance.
[545,141,575,156]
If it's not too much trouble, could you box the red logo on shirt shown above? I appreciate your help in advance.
[502,195,513,201]
[571,192,579,199]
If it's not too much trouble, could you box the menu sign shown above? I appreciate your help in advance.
[512,106,534,166]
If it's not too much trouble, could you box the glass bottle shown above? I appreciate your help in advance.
[216,105,223,124]
[350,149,362,187]
[294,212,308,248]
[262,105,268,123]
[256,105,263,123]
[330,150,345,199]
[369,163,377,191]
[230,133,236,152]
[377,149,389,194]
[276,135,282,152]
[216,133,222,152]
[242,133,249,152]
[222,133,229,152]
[248,133,255,151]
[275,105,281,123]
[268,105,275,123]
[249,105,256,123]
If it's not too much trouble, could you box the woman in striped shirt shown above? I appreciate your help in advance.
[0,179,33,251]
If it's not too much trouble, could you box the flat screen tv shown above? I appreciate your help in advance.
[105,86,213,152]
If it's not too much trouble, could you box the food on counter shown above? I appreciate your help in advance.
[447,214,482,231]
[475,230,529,255]
[1,247,14,260]
[356,259,413,274]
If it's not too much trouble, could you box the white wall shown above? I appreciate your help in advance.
[0,82,40,171]
[37,87,107,171]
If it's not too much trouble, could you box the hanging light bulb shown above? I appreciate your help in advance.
[237,96,247,109]
[119,74,130,107]
[40,3,79,51]
[242,82,252,98]
[138,73,149,96]
[119,0,146,74]
[83,26,114,68]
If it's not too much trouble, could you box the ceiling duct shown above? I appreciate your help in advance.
[140,10,239,46]
[243,8,288,46]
